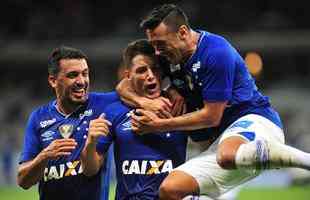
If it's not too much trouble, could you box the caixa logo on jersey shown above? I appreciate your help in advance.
[122,160,173,175]
[43,160,83,182]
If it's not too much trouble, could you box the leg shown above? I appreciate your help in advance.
[159,170,199,200]
[218,114,310,171]
[235,137,310,170]
[161,149,258,199]
[217,136,248,169]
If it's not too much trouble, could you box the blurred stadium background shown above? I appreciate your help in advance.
[0,0,310,199]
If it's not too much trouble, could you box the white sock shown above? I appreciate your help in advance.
[235,139,310,170]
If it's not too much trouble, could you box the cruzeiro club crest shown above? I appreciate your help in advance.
[59,124,74,138]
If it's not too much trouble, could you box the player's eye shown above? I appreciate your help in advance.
[66,72,79,79]
[82,70,89,77]
[135,66,148,74]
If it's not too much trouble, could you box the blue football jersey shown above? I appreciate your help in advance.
[169,30,283,135]
[96,101,188,200]
[19,92,119,200]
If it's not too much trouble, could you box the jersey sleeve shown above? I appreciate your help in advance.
[96,135,113,155]
[19,111,41,164]
[200,43,235,102]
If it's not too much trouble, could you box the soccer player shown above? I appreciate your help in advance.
[81,39,189,200]
[118,4,310,199]
[17,46,118,200]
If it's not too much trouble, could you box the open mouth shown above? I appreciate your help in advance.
[72,88,86,98]
[145,83,160,97]
[146,83,157,90]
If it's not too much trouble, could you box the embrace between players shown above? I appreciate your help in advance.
[18,4,310,200]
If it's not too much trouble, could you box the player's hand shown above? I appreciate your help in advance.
[166,88,186,117]
[41,138,77,160]
[140,97,172,119]
[131,109,163,135]
[87,114,112,143]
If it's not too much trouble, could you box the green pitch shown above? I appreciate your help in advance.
[0,186,37,200]
[1,185,309,200]
[237,186,310,200]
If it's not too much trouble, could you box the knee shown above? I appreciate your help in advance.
[159,170,199,200]
[159,179,180,200]
[216,149,236,169]
[217,137,247,169]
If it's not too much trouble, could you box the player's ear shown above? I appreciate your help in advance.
[48,74,57,88]
[123,69,130,79]
[177,25,189,40]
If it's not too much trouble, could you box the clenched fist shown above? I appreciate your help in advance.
[87,114,112,143]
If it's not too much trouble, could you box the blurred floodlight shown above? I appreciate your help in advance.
[245,52,263,77]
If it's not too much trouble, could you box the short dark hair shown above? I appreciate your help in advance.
[122,39,157,69]
[140,4,190,32]
[47,46,88,76]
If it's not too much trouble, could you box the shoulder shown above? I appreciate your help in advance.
[89,91,119,101]
[29,101,54,119]
[200,32,238,67]
[104,101,131,130]
[26,101,55,129]
[200,32,235,56]
[88,91,120,108]
[204,32,232,49]
[104,101,129,118]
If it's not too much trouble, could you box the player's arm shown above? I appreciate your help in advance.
[116,77,141,107]
[165,86,186,116]
[17,111,77,189]
[163,100,227,130]
[132,100,227,133]
[17,139,77,189]
[116,78,172,118]
[17,153,48,189]
[81,116,111,177]
[132,41,234,133]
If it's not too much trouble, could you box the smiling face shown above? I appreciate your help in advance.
[48,58,89,113]
[127,54,161,99]
[146,22,186,65]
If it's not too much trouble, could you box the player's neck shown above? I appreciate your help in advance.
[56,100,81,117]
[182,30,200,63]
[190,30,200,52]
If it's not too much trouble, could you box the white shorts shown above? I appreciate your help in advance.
[175,114,285,198]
